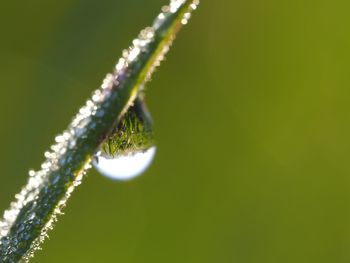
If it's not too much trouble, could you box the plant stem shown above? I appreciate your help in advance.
[0,1,199,262]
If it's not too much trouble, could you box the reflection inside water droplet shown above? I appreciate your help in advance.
[92,147,156,181]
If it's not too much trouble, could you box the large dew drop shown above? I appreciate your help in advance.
[93,98,156,181]
[93,147,156,181]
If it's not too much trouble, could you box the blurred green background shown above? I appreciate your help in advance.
[1,0,350,262]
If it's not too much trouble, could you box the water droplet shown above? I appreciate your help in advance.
[1,237,9,246]
[93,147,156,181]
[93,98,155,181]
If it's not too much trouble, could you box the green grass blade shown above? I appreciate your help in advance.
[0,1,199,261]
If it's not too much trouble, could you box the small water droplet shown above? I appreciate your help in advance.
[93,147,156,181]
[1,237,9,246]
[28,213,36,221]
[18,224,25,233]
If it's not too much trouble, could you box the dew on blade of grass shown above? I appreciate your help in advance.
[93,147,156,181]
[92,96,155,181]
[0,0,200,260]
